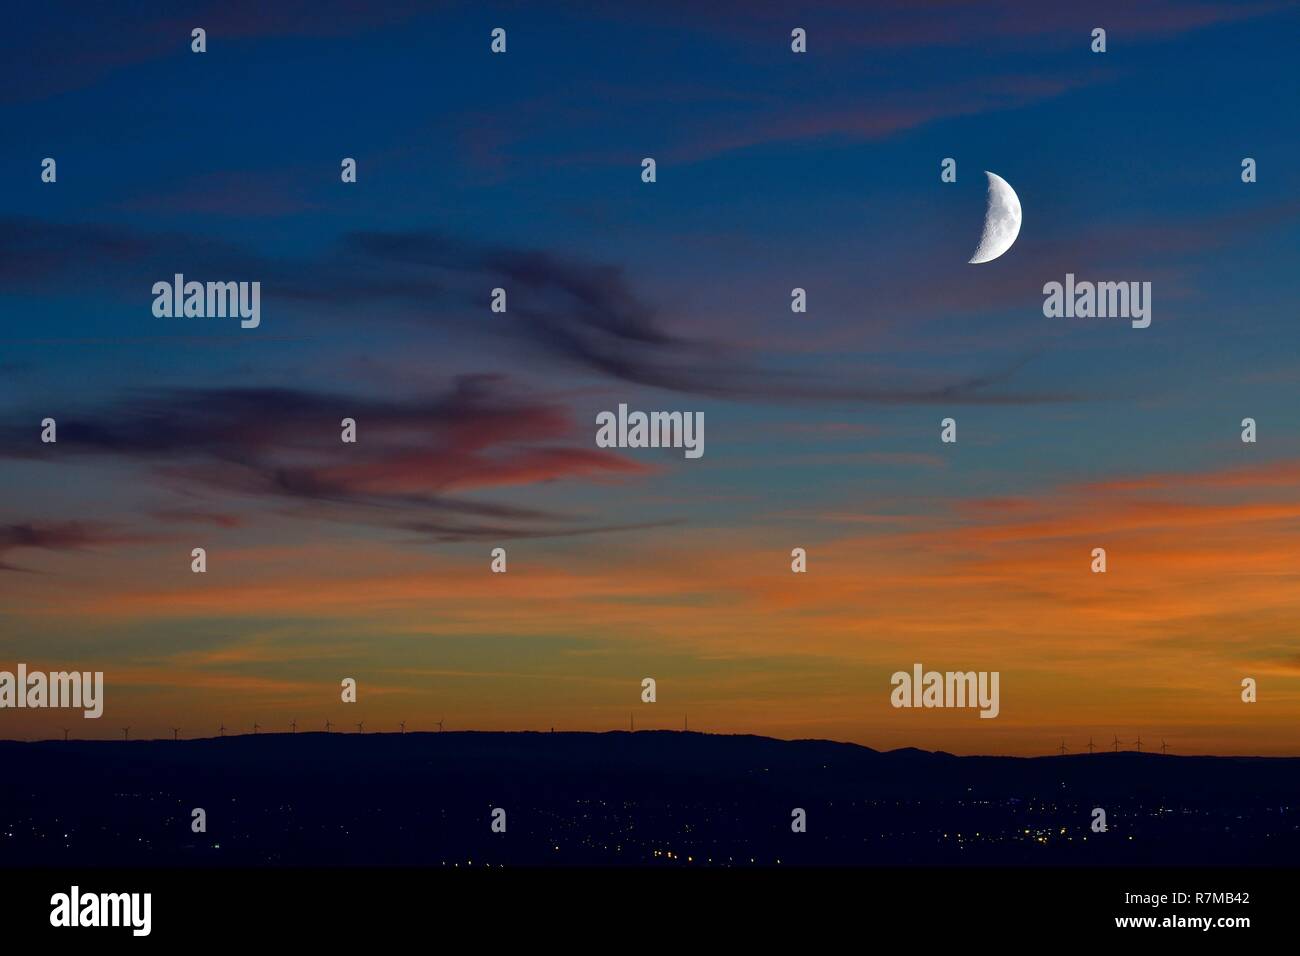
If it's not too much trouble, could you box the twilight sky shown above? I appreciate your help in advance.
[2,1,1299,754]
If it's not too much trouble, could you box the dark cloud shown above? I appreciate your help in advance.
[0,376,656,543]
[150,509,244,529]
[0,215,1077,404]
[14,197,1289,406]
[342,229,1077,404]
[397,516,680,545]
[0,521,136,573]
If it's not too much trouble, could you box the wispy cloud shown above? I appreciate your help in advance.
[0,218,1073,405]
[0,376,659,543]
[0,521,141,573]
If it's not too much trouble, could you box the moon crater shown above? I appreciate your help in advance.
[968,171,1022,264]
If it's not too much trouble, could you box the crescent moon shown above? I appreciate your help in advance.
[968,171,1022,264]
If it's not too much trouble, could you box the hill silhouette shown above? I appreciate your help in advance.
[2,731,1296,866]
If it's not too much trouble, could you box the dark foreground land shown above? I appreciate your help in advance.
[1,731,1296,866]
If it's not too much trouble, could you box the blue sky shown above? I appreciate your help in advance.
[2,1,1299,751]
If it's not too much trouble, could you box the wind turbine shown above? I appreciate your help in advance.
[219,723,226,737]
[172,728,181,741]
[1087,737,1095,755]
[1112,734,1120,753]
[1057,739,1069,756]
[399,721,406,734]
[121,727,129,741]
[253,722,260,735]
[61,728,70,742]
[437,718,444,733]
[1161,739,1168,755]
[290,719,297,734]
[1135,735,1142,753]
[355,721,364,734]
[325,719,333,733]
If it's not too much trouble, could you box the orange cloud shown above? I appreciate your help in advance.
[4,458,1299,753]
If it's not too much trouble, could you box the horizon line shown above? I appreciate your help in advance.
[1,728,1294,760]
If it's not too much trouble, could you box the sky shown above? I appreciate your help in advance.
[2,1,1299,754]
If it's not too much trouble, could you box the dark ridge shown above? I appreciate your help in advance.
[2,731,1296,866]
